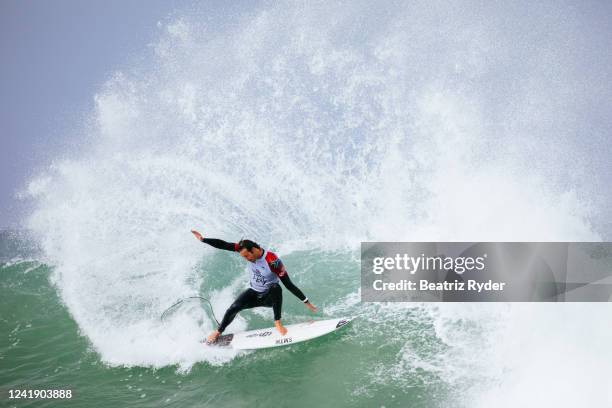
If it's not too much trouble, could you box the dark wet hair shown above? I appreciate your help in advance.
[238,239,260,252]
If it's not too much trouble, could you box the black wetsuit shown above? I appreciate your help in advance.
[201,238,309,333]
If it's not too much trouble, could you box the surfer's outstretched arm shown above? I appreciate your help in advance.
[278,274,307,302]
[278,274,317,313]
[201,238,239,251]
[266,251,318,313]
[191,230,238,252]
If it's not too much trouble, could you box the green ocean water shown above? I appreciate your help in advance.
[1,240,458,408]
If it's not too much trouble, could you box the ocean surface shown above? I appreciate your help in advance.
[2,1,612,407]
[3,232,612,407]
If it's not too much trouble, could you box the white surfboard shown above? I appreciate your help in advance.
[205,317,353,350]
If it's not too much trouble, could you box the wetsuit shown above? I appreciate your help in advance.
[201,238,309,333]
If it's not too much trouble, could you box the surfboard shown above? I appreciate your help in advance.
[204,317,353,350]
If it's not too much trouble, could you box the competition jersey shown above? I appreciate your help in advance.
[246,250,287,293]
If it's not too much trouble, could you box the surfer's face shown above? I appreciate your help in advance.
[239,247,262,262]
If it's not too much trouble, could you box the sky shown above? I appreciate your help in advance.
[1,1,610,232]
[0,0,199,228]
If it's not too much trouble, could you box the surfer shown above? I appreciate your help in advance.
[191,230,317,344]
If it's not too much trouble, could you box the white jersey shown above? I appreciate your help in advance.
[246,249,286,293]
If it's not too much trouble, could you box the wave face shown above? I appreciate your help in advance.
[22,1,610,406]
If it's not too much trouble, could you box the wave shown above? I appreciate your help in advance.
[19,1,610,406]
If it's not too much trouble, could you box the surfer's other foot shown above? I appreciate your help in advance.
[206,330,221,344]
[274,320,288,336]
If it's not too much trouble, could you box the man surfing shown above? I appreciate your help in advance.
[191,230,317,344]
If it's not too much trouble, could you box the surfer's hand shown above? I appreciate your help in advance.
[191,230,204,241]
[305,302,317,313]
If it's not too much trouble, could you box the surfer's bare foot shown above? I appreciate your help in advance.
[274,320,288,336]
[206,330,220,344]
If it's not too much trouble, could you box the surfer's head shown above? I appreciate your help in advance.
[238,239,263,262]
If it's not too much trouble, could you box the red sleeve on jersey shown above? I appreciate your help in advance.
[265,251,287,277]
